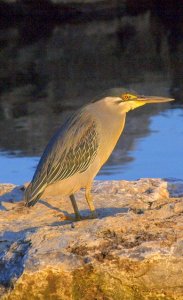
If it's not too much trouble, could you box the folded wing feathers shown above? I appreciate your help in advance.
[24,110,99,206]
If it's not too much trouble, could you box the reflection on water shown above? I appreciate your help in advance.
[0,153,39,184]
[0,7,183,184]
[99,108,183,181]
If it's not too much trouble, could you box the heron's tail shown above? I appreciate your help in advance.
[24,182,46,207]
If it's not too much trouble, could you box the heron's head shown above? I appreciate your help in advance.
[93,88,174,115]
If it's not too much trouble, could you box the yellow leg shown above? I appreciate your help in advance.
[69,194,82,221]
[85,189,97,219]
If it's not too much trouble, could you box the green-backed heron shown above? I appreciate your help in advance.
[24,88,173,220]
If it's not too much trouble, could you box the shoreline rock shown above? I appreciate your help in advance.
[0,179,183,299]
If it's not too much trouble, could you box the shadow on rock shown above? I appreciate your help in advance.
[95,206,129,218]
[39,199,69,215]
[0,186,24,211]
[165,178,183,198]
[0,228,36,289]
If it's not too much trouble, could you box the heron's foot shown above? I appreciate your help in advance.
[58,212,96,222]
[84,210,98,219]
[90,210,98,219]
[59,213,82,222]
[71,211,98,221]
[74,213,83,221]
[68,211,84,221]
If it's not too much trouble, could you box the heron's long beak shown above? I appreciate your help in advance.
[136,95,174,104]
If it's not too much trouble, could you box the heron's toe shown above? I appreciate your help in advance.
[89,210,98,219]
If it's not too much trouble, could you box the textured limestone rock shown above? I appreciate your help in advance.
[0,179,183,299]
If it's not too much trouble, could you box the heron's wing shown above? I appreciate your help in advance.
[47,115,99,184]
[27,110,99,201]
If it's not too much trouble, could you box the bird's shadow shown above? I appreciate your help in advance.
[97,206,129,218]
[80,206,129,219]
[0,186,129,222]
[40,201,130,226]
[39,199,128,218]
[39,199,68,215]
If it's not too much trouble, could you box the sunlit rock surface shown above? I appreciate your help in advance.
[0,179,183,299]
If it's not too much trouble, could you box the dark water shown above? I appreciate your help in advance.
[0,9,183,185]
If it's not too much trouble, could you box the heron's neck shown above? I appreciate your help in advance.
[86,103,126,164]
[99,112,126,165]
[86,102,126,139]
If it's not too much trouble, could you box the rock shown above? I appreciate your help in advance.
[0,178,183,299]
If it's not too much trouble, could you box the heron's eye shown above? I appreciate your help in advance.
[121,93,137,101]
[122,94,130,101]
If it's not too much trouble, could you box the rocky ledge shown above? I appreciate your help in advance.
[0,178,183,299]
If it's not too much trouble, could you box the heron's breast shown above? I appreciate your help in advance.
[97,114,126,166]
